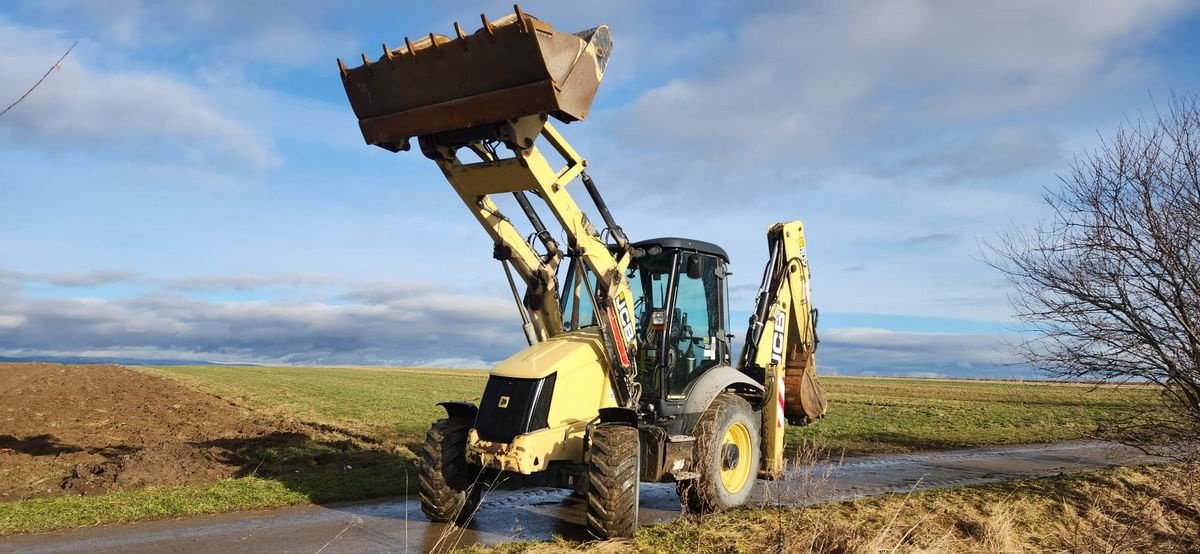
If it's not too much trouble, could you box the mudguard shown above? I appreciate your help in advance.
[437,401,479,421]
[680,365,764,432]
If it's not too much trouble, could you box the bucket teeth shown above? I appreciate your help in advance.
[454,21,467,46]
[514,5,528,33]
[480,13,495,40]
[337,58,348,79]
[382,43,394,61]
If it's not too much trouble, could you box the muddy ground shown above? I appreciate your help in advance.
[0,363,331,500]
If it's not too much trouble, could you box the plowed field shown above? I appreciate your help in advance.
[0,363,314,500]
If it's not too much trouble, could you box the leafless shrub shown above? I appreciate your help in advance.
[987,93,1200,456]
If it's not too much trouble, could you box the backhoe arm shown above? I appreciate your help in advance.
[738,221,828,477]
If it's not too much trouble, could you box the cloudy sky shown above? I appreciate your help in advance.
[2,1,1198,376]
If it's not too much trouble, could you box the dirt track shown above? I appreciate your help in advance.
[0,363,315,500]
[0,440,1163,553]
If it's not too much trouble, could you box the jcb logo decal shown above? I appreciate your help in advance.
[770,310,785,365]
[615,295,635,344]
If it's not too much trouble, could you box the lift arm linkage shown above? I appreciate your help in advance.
[738,221,828,477]
[421,115,642,407]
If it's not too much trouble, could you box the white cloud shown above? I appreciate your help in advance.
[44,270,142,287]
[163,273,340,291]
[817,326,1030,378]
[0,17,277,168]
[0,279,522,365]
[27,0,355,65]
[0,263,1029,375]
[0,269,345,291]
[617,0,1192,166]
[873,127,1066,186]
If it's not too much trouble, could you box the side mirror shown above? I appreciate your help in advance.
[686,254,703,279]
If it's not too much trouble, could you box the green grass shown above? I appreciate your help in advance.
[140,365,489,445]
[0,366,1161,536]
[0,478,306,535]
[0,427,419,535]
[142,366,1158,455]
[788,377,1159,455]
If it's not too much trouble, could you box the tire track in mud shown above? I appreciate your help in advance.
[0,440,1164,554]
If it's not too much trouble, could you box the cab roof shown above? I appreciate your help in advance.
[631,237,729,263]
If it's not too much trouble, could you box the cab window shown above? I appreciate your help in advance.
[664,254,721,397]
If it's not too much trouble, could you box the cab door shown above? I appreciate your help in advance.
[663,253,726,399]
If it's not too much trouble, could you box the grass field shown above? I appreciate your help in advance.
[143,365,1159,455]
[140,365,490,446]
[789,377,1155,455]
[0,364,1162,536]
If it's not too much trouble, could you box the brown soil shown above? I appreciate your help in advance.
[0,363,319,500]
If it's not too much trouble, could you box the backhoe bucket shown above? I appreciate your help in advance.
[339,8,612,151]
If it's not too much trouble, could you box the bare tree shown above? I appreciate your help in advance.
[989,94,1200,454]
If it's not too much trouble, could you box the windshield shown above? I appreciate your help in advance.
[625,251,675,395]
[625,251,673,339]
[560,251,676,335]
[562,248,726,400]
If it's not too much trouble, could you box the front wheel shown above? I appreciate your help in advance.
[419,418,481,524]
[677,393,760,513]
[586,423,640,539]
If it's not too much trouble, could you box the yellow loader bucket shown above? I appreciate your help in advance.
[339,6,612,151]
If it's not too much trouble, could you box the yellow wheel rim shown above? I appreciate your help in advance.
[718,421,753,493]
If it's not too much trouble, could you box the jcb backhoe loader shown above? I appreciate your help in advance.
[337,8,827,538]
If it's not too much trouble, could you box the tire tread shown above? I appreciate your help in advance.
[419,418,480,523]
[586,424,640,539]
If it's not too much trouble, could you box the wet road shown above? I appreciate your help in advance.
[0,440,1160,553]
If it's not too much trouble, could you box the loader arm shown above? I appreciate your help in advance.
[420,117,643,406]
[337,10,642,407]
[738,221,828,477]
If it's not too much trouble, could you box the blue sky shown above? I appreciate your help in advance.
[1,1,1198,376]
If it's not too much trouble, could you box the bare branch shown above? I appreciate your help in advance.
[0,40,78,118]
[986,93,1200,453]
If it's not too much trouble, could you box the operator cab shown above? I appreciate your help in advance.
[560,237,732,424]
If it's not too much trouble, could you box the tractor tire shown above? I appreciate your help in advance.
[677,393,760,514]
[419,418,481,524]
[585,423,640,539]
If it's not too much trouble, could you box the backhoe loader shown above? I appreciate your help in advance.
[337,7,827,538]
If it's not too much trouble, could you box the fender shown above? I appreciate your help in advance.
[598,406,638,427]
[437,401,479,421]
[680,365,764,432]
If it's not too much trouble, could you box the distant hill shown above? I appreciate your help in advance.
[0,355,222,366]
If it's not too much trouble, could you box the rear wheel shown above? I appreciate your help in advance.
[419,418,481,524]
[586,424,640,539]
[677,393,760,513]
